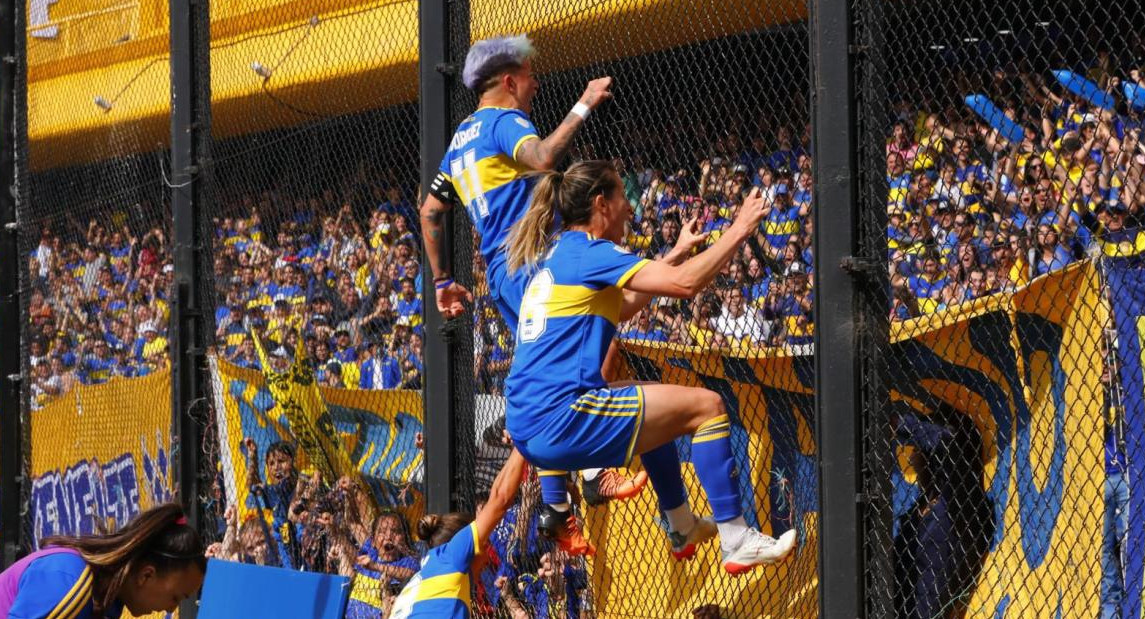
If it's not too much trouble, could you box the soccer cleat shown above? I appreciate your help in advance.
[668,515,718,560]
[722,528,797,575]
[582,469,649,506]
[537,504,596,556]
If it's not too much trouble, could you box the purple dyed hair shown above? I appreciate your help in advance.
[462,34,536,91]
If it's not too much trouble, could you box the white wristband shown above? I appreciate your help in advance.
[570,102,591,120]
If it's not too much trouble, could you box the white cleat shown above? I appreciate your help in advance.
[721,528,797,575]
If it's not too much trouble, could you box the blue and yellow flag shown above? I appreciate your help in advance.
[1105,261,1145,619]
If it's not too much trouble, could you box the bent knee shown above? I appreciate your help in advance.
[691,390,726,428]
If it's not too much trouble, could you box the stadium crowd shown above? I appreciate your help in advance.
[21,33,1145,617]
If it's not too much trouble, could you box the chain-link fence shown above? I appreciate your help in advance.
[195,1,428,616]
[859,0,1132,616]
[444,2,817,618]
[14,0,177,554]
[8,0,1141,617]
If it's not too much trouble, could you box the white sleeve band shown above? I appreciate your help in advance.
[570,102,591,120]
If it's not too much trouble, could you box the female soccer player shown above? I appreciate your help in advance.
[388,448,529,618]
[503,160,797,573]
[0,503,207,618]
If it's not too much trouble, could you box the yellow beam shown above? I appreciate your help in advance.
[27,0,805,170]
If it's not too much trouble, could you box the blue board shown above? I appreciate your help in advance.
[1124,82,1145,111]
[1053,70,1116,110]
[964,94,1026,144]
[198,559,350,619]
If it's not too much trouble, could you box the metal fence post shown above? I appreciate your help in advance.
[0,0,23,571]
[419,0,459,515]
[169,0,208,613]
[811,0,864,616]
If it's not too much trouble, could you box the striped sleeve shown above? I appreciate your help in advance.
[9,558,93,619]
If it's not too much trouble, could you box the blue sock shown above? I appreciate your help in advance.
[640,441,687,512]
[691,414,742,522]
[538,470,570,506]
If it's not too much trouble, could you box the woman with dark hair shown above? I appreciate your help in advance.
[0,503,206,618]
[389,449,528,619]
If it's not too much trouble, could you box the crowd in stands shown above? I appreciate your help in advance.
[26,219,174,409]
[202,432,597,618]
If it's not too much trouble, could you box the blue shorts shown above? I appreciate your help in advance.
[512,385,645,472]
[486,254,530,328]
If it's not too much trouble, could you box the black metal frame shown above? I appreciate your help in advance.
[418,0,460,516]
[169,0,209,614]
[811,0,864,616]
[0,0,23,570]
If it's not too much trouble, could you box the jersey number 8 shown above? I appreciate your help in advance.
[518,269,554,343]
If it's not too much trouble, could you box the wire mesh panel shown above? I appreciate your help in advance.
[15,0,176,552]
[196,1,427,615]
[858,0,1128,616]
[443,2,817,617]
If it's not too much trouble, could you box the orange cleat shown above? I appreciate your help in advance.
[537,505,597,556]
[582,469,649,506]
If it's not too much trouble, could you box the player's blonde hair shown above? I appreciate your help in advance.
[506,160,621,273]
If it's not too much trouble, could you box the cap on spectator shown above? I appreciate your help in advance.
[271,344,292,358]
[326,361,342,376]
[711,156,725,167]
[335,328,350,337]
[274,298,289,308]
[991,236,1007,249]
[775,183,789,195]
[1080,113,1099,126]
[162,264,174,274]
[733,163,750,174]
[784,261,807,277]
[1109,201,1129,214]
[141,321,158,334]
[311,314,329,325]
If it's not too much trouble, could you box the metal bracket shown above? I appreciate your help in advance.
[3,222,16,232]
[436,62,459,76]
[6,373,22,384]
[848,44,869,55]
[840,255,882,278]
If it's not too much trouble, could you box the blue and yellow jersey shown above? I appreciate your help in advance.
[0,547,124,619]
[438,107,540,266]
[908,273,948,314]
[346,546,420,619]
[763,204,803,249]
[391,522,482,619]
[504,231,648,442]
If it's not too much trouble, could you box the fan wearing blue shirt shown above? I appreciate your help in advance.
[390,449,529,619]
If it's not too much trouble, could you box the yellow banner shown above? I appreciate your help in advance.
[888,261,1104,618]
[26,370,174,619]
[593,346,819,618]
[209,355,424,529]
[601,261,1103,618]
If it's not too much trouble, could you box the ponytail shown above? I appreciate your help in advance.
[506,160,622,273]
[42,503,205,615]
[416,511,474,549]
[507,170,562,273]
